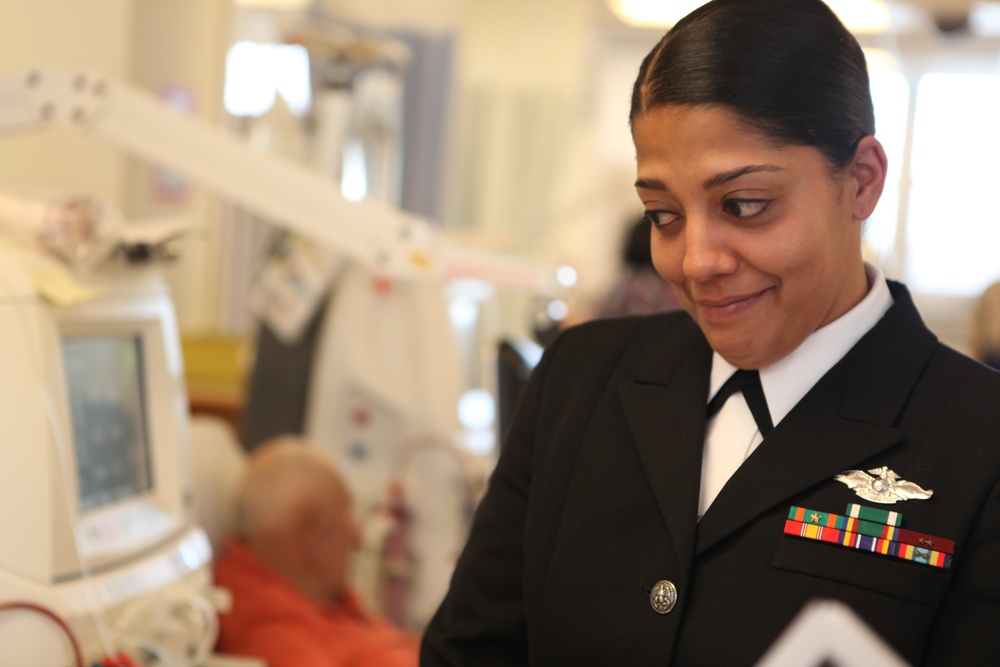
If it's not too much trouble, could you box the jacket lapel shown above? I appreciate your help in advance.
[695,281,939,555]
[618,316,712,569]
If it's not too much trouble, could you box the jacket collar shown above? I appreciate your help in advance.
[619,281,939,559]
[618,315,712,568]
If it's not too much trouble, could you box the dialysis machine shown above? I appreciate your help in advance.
[0,64,563,653]
[0,214,216,666]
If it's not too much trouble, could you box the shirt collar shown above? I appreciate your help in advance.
[709,263,894,426]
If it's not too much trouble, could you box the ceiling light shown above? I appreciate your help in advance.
[608,0,892,34]
[825,0,892,34]
[606,0,705,28]
[232,0,310,9]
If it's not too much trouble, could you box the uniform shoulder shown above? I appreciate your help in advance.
[933,342,1000,391]
[558,311,694,349]
[532,312,700,390]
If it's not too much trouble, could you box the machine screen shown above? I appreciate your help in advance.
[62,335,153,511]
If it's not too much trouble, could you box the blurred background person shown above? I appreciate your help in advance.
[595,215,683,318]
[214,436,418,667]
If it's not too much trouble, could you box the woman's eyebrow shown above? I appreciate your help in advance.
[635,177,667,191]
[703,165,782,189]
[635,165,783,192]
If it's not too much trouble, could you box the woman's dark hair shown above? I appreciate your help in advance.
[630,0,874,171]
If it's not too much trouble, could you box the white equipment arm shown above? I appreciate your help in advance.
[0,67,561,292]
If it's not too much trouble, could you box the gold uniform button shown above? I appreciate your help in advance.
[650,580,677,614]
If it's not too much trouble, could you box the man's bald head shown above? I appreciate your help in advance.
[233,436,359,603]
[235,436,349,540]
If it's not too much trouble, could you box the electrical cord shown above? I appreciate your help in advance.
[0,216,215,667]
[0,600,84,667]
[110,586,219,667]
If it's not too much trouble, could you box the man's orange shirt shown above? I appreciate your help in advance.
[214,539,418,667]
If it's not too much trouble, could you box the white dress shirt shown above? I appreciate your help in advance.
[697,263,895,518]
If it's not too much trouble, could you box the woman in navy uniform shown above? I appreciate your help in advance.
[421,1,1000,664]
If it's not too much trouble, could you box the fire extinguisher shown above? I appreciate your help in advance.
[379,481,413,627]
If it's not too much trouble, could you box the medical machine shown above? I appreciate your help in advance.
[0,235,216,665]
[0,66,565,636]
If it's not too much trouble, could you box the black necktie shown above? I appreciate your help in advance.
[706,369,773,437]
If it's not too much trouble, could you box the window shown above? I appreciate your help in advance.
[864,68,910,265]
[905,73,1000,296]
[223,41,312,117]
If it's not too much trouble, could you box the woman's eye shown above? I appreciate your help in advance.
[723,199,770,219]
[644,210,682,229]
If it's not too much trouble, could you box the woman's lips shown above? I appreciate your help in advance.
[695,288,769,320]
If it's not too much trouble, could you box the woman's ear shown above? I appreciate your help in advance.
[848,136,888,221]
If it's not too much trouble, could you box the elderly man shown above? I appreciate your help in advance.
[214,437,417,667]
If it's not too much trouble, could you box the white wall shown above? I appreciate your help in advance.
[0,0,234,334]
[126,0,233,334]
[0,0,134,206]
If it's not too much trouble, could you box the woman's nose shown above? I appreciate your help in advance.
[682,216,738,282]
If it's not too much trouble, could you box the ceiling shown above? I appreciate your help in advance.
[597,0,1000,37]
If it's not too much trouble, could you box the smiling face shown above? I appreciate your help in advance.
[633,104,876,369]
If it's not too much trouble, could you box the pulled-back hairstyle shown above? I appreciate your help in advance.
[631,0,874,171]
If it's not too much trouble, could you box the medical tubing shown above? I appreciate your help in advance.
[0,264,118,659]
[0,600,85,667]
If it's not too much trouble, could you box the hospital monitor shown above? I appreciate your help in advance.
[0,251,212,663]
[63,334,153,514]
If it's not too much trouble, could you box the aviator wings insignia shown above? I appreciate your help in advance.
[834,466,933,504]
